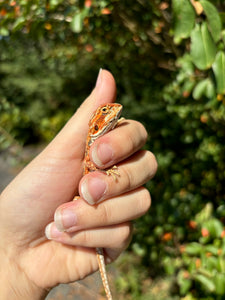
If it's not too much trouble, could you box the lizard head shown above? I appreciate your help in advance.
[88,103,123,143]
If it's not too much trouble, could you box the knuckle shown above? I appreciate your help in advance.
[78,230,90,245]
[122,165,133,191]
[98,202,111,224]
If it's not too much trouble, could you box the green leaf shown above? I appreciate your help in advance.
[49,0,64,8]
[204,245,219,256]
[172,0,195,43]
[0,27,9,36]
[212,51,225,94]
[204,218,223,238]
[193,79,208,100]
[200,0,222,42]
[194,274,215,292]
[205,79,215,98]
[214,273,225,295]
[177,270,192,295]
[190,23,217,70]
[184,242,203,255]
[195,203,213,223]
[12,17,26,31]
[71,12,84,33]
[218,257,225,273]
[193,79,215,100]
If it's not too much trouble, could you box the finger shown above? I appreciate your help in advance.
[45,221,132,255]
[80,150,157,205]
[90,119,148,169]
[51,187,150,232]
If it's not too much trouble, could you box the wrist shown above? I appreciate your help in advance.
[0,254,48,300]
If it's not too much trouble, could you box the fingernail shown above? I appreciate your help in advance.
[45,222,62,240]
[92,143,113,167]
[95,68,103,87]
[55,207,77,231]
[81,176,107,205]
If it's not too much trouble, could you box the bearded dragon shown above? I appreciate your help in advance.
[75,103,123,300]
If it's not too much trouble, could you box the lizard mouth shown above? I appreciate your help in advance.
[109,105,123,129]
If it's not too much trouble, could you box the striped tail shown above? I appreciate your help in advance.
[96,247,113,300]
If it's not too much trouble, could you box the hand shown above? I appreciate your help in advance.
[0,70,157,299]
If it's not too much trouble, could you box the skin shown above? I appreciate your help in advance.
[0,70,158,299]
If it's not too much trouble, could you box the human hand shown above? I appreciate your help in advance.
[0,70,157,299]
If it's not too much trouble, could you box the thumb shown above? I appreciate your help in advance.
[74,69,117,130]
[44,69,117,157]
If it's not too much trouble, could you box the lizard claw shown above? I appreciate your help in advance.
[105,165,119,181]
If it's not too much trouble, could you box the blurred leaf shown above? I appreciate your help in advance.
[177,270,192,295]
[195,203,213,223]
[49,0,64,9]
[0,27,9,36]
[172,0,195,43]
[204,219,223,238]
[184,243,203,255]
[212,51,225,94]
[213,273,225,295]
[71,11,84,33]
[204,245,219,256]
[200,0,222,42]
[163,257,176,275]
[12,17,26,31]
[190,22,217,70]
[194,274,215,293]
[193,78,215,100]
[192,79,207,100]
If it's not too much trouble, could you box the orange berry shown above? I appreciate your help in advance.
[188,220,197,230]
[101,8,111,15]
[44,23,52,30]
[0,8,7,16]
[85,0,92,8]
[195,258,201,268]
[201,228,209,237]
[162,232,173,241]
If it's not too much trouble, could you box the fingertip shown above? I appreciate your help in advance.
[93,69,117,104]
[45,222,63,240]
[45,222,53,240]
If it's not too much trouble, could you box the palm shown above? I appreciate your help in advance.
[21,239,97,288]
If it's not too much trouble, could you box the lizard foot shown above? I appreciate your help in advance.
[105,165,119,181]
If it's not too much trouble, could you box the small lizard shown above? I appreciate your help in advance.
[75,103,123,300]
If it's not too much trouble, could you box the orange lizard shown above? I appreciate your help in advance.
[75,103,123,300]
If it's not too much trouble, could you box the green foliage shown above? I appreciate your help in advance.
[1,0,225,298]
[165,204,225,298]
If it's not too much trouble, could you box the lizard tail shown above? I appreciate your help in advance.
[96,247,113,300]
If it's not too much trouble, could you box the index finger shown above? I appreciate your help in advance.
[89,120,148,169]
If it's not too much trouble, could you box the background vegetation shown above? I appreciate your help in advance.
[1,0,225,298]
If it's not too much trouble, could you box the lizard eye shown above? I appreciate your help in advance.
[102,107,108,113]
[94,125,99,131]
